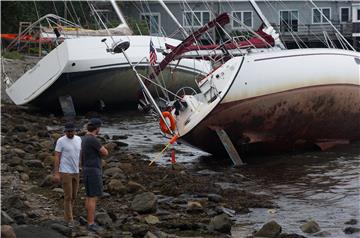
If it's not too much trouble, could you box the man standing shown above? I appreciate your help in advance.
[81,118,109,232]
[53,122,82,228]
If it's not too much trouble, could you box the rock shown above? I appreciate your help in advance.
[300,220,320,234]
[131,192,157,214]
[14,224,66,238]
[15,165,28,173]
[254,220,282,237]
[24,159,44,168]
[107,179,126,195]
[208,213,232,233]
[43,156,55,166]
[127,181,145,193]
[52,188,64,193]
[40,175,53,187]
[112,135,128,140]
[144,231,158,238]
[50,223,72,237]
[13,125,28,132]
[103,167,123,177]
[8,157,23,167]
[39,140,53,150]
[6,208,27,224]
[343,227,360,234]
[313,230,331,237]
[144,215,160,225]
[1,225,16,238]
[187,201,203,212]
[119,163,133,172]
[1,211,14,225]
[13,148,26,156]
[104,142,118,152]
[95,212,112,227]
[207,193,223,203]
[278,234,306,238]
[114,141,128,147]
[37,152,51,161]
[6,195,26,210]
[20,173,29,181]
[345,219,358,225]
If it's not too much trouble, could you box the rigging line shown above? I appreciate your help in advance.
[52,1,59,17]
[79,2,90,29]
[69,1,82,28]
[224,1,273,49]
[63,1,77,27]
[263,0,306,48]
[87,0,101,30]
[307,0,354,51]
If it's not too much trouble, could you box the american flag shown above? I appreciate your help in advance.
[149,39,157,65]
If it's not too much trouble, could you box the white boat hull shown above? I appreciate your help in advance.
[6,35,211,111]
[179,48,360,157]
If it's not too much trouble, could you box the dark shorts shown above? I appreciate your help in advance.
[83,174,103,197]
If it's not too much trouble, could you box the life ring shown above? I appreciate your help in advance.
[159,111,176,134]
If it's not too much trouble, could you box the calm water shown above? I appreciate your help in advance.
[101,111,360,238]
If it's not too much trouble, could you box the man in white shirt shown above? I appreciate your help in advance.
[53,122,82,227]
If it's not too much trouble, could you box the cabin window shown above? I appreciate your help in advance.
[279,10,298,32]
[312,8,331,24]
[140,13,161,35]
[232,11,253,29]
[183,11,211,27]
[340,7,350,23]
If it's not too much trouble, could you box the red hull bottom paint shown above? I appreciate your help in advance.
[182,85,360,158]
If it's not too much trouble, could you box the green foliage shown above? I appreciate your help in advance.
[2,51,24,60]
[127,17,149,35]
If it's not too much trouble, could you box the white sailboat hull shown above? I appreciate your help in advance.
[6,35,211,111]
[180,48,360,157]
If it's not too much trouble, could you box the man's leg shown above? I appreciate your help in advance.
[71,174,80,220]
[61,173,73,222]
[86,197,97,225]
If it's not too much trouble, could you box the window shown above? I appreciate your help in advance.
[280,10,298,32]
[340,7,350,23]
[312,8,331,24]
[140,13,161,35]
[183,11,210,27]
[358,9,360,21]
[232,11,253,29]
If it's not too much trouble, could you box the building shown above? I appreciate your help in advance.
[115,0,359,50]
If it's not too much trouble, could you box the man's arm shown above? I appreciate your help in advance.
[99,146,109,157]
[53,151,61,183]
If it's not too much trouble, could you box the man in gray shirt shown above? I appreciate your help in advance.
[81,118,108,232]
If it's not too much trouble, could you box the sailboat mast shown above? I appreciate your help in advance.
[248,0,271,29]
[158,0,189,37]
[110,0,130,29]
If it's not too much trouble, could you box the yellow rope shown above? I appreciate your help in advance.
[149,142,171,166]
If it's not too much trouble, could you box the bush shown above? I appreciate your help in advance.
[2,51,24,60]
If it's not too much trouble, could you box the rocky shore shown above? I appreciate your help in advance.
[0,102,311,238]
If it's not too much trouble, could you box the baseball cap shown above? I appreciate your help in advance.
[64,122,76,132]
[88,118,102,127]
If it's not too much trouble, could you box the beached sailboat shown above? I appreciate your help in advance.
[115,1,360,163]
[4,1,211,112]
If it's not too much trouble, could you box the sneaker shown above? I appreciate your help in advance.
[87,223,101,232]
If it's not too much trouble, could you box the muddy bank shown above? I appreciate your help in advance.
[0,103,279,238]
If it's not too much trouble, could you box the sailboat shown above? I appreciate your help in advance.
[114,1,360,163]
[4,0,211,112]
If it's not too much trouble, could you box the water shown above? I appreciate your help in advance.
[101,111,360,237]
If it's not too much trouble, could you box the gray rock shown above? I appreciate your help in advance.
[24,160,44,168]
[207,193,223,203]
[208,213,232,233]
[8,157,23,167]
[131,192,157,214]
[187,201,203,212]
[343,227,360,234]
[50,223,72,237]
[20,173,29,181]
[6,208,27,224]
[127,181,145,193]
[14,224,67,238]
[144,231,158,238]
[6,195,26,210]
[345,219,358,225]
[1,211,14,225]
[13,148,26,156]
[107,179,126,195]
[103,167,123,177]
[95,212,113,227]
[254,220,282,237]
[112,135,128,140]
[300,220,320,234]
[278,234,306,238]
[40,175,53,187]
[1,225,16,238]
[313,230,331,237]
[144,215,160,225]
